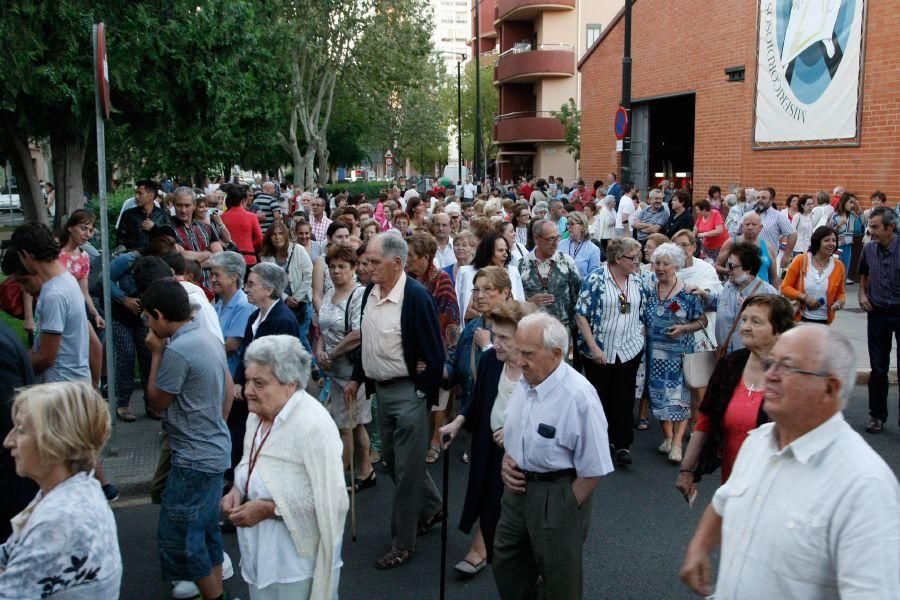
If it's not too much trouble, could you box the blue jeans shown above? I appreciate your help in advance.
[838,244,852,278]
[158,466,224,582]
[298,302,316,366]
[867,310,900,423]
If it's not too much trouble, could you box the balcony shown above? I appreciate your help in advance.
[494,111,566,144]
[494,44,574,85]
[495,0,575,25]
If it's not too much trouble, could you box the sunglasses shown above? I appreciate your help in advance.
[725,262,742,270]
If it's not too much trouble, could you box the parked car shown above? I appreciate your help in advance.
[0,186,21,211]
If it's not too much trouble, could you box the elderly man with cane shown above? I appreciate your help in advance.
[344,232,446,570]
[680,325,900,598]
[492,313,614,599]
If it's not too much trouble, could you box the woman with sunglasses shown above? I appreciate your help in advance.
[574,237,646,466]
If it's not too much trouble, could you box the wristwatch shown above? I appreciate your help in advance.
[272,503,284,520]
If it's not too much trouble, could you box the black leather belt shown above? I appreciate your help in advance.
[522,468,576,483]
[375,376,412,387]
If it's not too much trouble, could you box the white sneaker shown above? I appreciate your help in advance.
[171,552,234,598]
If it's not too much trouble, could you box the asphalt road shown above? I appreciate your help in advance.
[114,385,900,599]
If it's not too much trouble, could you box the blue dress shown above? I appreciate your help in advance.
[644,286,704,422]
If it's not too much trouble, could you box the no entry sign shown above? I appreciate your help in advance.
[614,106,629,140]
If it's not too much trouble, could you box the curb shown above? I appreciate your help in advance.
[855,368,898,385]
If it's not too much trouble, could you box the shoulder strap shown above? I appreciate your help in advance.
[344,286,361,333]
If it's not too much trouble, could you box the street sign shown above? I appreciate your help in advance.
[384,149,394,159]
[385,157,393,167]
[614,106,629,140]
[96,22,111,119]
[616,139,624,152]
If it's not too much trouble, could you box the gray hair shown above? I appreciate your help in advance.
[724,193,738,207]
[519,312,568,356]
[606,236,641,263]
[376,232,408,267]
[207,251,246,285]
[648,188,664,201]
[651,242,687,269]
[870,206,897,229]
[173,186,196,203]
[300,191,316,203]
[250,262,287,299]
[244,335,311,388]
[819,329,856,408]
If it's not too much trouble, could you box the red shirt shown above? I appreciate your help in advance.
[695,378,763,482]
[520,184,533,201]
[220,206,263,265]
[697,211,728,249]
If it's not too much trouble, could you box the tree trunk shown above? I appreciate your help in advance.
[302,143,317,191]
[50,134,87,228]
[0,113,46,224]
[317,142,329,186]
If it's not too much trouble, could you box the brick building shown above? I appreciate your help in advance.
[578,0,899,206]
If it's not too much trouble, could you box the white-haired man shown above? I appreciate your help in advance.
[493,313,614,599]
[681,325,900,599]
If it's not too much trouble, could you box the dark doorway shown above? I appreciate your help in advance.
[629,93,695,194]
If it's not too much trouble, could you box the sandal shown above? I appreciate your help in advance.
[426,444,441,464]
[375,547,412,570]
[116,407,136,422]
[417,509,445,536]
[636,418,649,430]
[347,469,377,493]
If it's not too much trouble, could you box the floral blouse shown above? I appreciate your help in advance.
[518,251,582,326]
[0,472,122,598]
[59,250,90,281]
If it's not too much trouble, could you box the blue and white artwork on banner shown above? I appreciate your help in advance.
[754,0,866,144]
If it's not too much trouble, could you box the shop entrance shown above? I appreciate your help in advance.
[629,93,695,194]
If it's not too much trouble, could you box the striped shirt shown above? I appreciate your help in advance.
[757,206,794,251]
[574,264,644,362]
[858,235,900,308]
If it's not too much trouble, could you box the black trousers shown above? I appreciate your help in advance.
[582,351,643,450]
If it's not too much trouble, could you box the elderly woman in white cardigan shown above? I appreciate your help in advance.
[221,335,348,600]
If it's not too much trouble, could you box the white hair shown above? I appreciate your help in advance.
[244,335,311,388]
[250,262,287,298]
[816,327,856,408]
[207,251,246,285]
[300,191,316,202]
[724,193,738,207]
[651,242,687,269]
[376,232,408,267]
[518,312,568,356]
[172,186,196,202]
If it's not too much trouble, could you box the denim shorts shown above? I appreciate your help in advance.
[158,465,224,582]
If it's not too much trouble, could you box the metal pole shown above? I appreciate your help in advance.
[457,58,463,186]
[620,0,633,185]
[474,0,482,186]
[93,24,118,453]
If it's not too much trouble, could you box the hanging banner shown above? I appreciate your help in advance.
[753,0,867,147]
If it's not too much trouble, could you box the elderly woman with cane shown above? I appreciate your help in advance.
[221,335,348,600]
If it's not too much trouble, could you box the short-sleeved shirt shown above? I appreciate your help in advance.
[858,235,900,308]
[252,194,281,232]
[173,218,219,253]
[634,206,669,241]
[59,250,90,280]
[215,289,256,376]
[33,272,90,383]
[757,206,794,251]
[319,286,363,353]
[503,361,615,477]
[155,320,231,473]
[615,195,635,231]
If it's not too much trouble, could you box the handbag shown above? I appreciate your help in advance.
[683,326,717,390]
[785,254,807,316]
[343,286,362,366]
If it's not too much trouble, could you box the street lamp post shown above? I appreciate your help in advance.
[474,0,482,187]
[621,0,633,185]
[457,57,463,186]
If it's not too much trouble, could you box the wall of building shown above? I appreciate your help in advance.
[537,78,572,114]
[536,143,577,181]
[579,0,899,205]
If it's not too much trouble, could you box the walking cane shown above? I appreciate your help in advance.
[349,392,357,542]
[439,433,450,600]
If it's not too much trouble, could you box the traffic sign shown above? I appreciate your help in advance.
[614,106,629,140]
[96,22,110,119]
[385,157,393,166]
[384,149,394,159]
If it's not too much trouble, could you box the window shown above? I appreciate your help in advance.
[586,23,602,48]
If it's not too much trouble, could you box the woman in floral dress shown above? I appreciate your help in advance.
[643,243,707,464]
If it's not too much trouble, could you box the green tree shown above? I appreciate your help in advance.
[440,60,498,167]
[552,97,581,162]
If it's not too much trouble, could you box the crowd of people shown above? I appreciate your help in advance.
[0,172,898,599]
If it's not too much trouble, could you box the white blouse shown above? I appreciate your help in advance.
[490,364,519,432]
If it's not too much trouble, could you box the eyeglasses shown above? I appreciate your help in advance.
[540,235,561,243]
[725,262,743,270]
[762,358,832,378]
[622,254,640,262]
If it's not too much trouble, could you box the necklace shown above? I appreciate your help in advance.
[611,269,631,314]
[655,279,679,316]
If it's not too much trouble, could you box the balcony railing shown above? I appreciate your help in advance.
[494,44,575,84]
[493,111,566,144]
[495,0,576,25]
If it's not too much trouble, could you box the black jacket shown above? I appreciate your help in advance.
[351,276,445,406]
[235,300,301,387]
[117,205,172,250]
[664,209,695,239]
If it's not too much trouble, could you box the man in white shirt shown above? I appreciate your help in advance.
[462,177,477,201]
[680,325,900,599]
[430,213,455,269]
[615,183,636,238]
[493,313,614,599]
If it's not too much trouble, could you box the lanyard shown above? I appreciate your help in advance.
[244,421,274,498]
[569,241,584,259]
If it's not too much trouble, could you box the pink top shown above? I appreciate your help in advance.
[697,210,728,249]
[59,249,90,280]
[695,378,764,482]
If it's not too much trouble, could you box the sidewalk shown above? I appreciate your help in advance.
[102,304,897,498]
